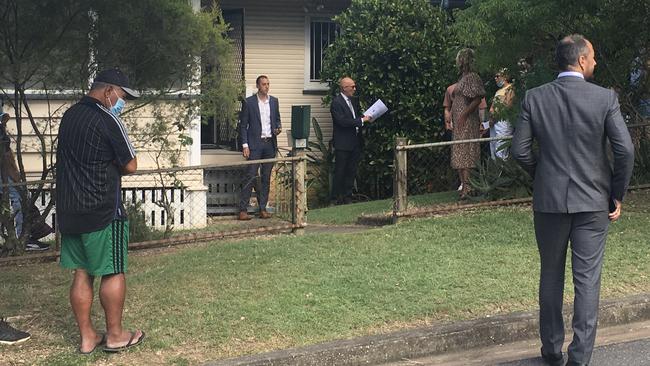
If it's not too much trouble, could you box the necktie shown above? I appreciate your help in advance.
[345,98,356,118]
[346,97,359,133]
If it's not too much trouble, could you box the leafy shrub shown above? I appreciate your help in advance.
[469,157,533,201]
[126,201,156,243]
[306,118,334,206]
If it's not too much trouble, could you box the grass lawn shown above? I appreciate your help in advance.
[1,190,648,366]
[308,190,459,225]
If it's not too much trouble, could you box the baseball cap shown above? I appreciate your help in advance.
[94,68,140,99]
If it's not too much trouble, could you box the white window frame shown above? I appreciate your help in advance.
[304,16,338,91]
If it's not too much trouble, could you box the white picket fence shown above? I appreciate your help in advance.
[31,186,207,241]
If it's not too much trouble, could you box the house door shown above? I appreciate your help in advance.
[201,8,245,150]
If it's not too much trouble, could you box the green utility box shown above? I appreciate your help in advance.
[291,105,311,140]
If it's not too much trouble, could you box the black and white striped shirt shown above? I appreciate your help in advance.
[56,96,136,234]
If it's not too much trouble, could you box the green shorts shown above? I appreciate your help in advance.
[60,220,129,276]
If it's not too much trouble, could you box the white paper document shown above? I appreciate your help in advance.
[363,99,388,120]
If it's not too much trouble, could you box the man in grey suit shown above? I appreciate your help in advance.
[512,34,634,366]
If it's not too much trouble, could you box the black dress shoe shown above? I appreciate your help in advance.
[565,361,588,366]
[541,348,564,366]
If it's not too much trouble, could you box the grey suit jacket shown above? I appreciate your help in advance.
[512,76,634,213]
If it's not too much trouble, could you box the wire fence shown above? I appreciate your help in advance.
[0,154,307,256]
[393,122,650,221]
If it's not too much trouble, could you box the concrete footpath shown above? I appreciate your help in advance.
[203,293,650,366]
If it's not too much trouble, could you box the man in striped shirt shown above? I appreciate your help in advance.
[57,69,144,354]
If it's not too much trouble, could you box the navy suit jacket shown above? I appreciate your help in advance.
[512,76,634,213]
[239,94,281,150]
[331,94,364,151]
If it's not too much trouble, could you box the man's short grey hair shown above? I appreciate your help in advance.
[556,34,590,71]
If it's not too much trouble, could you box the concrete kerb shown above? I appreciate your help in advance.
[203,293,650,366]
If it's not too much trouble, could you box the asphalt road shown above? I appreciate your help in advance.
[500,338,650,366]
[385,320,650,366]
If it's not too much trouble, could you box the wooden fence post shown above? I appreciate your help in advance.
[292,149,307,235]
[393,137,407,224]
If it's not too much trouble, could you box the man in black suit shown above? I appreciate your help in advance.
[512,35,634,366]
[238,75,281,220]
[330,77,372,204]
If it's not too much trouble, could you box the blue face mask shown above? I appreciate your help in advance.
[496,80,505,88]
[111,98,125,116]
[109,90,126,116]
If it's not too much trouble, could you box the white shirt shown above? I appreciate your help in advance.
[258,95,272,138]
[342,94,356,118]
[243,95,272,149]
[557,71,584,79]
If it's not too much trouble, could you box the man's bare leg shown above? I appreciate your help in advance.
[70,269,102,353]
[100,273,143,348]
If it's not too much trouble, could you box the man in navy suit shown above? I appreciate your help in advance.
[330,77,373,204]
[238,75,281,220]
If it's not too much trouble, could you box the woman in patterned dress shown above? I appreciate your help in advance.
[450,48,485,199]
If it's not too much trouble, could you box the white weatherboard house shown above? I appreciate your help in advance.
[6,0,356,233]
[201,0,351,213]
[203,0,351,155]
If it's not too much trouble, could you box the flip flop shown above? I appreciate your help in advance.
[103,330,145,353]
[78,332,106,355]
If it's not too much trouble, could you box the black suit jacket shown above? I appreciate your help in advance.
[330,94,364,151]
[239,94,281,150]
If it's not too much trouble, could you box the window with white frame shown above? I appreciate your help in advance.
[307,18,339,85]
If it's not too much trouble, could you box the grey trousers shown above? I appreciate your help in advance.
[534,211,609,364]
